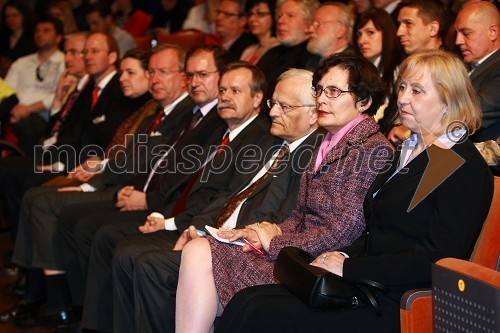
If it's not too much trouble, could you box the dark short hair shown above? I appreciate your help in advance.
[1,0,36,33]
[397,0,449,40]
[312,54,386,116]
[86,2,112,18]
[121,48,149,70]
[245,0,277,36]
[186,44,227,73]
[221,61,267,98]
[36,15,64,37]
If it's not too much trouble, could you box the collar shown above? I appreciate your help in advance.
[77,74,90,91]
[163,91,189,117]
[198,98,218,117]
[475,48,499,67]
[384,1,400,14]
[288,128,317,153]
[227,114,259,142]
[95,70,117,90]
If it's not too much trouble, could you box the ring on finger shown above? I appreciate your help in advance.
[321,258,326,264]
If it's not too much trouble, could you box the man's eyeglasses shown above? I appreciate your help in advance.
[311,85,352,99]
[310,19,339,30]
[216,9,241,18]
[147,68,181,79]
[36,63,45,82]
[247,11,271,18]
[185,71,218,81]
[80,48,109,57]
[267,99,314,113]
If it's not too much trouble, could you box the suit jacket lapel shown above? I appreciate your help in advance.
[470,49,500,81]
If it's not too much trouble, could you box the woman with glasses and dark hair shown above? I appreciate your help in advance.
[174,54,394,332]
[240,0,279,64]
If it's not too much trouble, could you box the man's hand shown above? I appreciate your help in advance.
[57,186,82,192]
[115,187,147,211]
[36,164,56,172]
[10,104,32,123]
[138,214,165,234]
[173,226,202,251]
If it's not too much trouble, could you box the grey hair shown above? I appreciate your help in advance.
[277,68,314,105]
[322,2,355,44]
[276,0,320,23]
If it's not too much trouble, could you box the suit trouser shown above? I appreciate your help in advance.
[112,231,180,333]
[58,204,148,332]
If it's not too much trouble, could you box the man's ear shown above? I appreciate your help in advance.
[108,51,118,66]
[253,90,263,109]
[429,20,440,38]
[488,23,498,43]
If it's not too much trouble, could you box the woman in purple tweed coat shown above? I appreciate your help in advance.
[175,54,395,333]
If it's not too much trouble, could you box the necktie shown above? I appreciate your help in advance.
[214,143,290,228]
[48,88,80,137]
[143,107,203,193]
[91,85,100,110]
[171,132,230,216]
[469,62,479,75]
[146,106,165,135]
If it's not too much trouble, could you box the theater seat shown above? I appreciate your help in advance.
[400,176,500,333]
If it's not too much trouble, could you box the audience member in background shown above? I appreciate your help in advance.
[214,0,257,62]
[0,0,37,62]
[175,54,394,333]
[183,0,218,34]
[216,49,493,333]
[86,2,136,56]
[48,0,79,37]
[4,15,65,154]
[2,47,152,330]
[455,1,500,143]
[372,0,400,22]
[150,0,187,35]
[306,2,355,69]
[112,0,152,38]
[257,0,318,97]
[353,0,372,14]
[67,0,90,31]
[388,0,449,144]
[354,8,403,130]
[240,0,279,64]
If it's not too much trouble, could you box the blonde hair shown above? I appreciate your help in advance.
[398,49,481,136]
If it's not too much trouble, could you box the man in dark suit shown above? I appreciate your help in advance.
[3,43,197,329]
[215,0,257,62]
[257,0,318,98]
[107,68,324,333]
[455,1,500,142]
[306,2,355,69]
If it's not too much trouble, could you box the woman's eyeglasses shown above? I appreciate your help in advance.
[311,85,352,99]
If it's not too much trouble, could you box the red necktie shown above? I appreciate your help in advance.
[91,86,100,110]
[49,88,80,137]
[171,133,230,216]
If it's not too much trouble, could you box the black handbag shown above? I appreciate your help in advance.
[273,246,386,315]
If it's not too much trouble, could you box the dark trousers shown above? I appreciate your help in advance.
[216,284,401,333]
[112,231,180,333]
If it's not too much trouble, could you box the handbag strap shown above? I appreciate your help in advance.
[353,279,388,316]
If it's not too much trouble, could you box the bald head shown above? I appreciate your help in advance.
[455,1,499,64]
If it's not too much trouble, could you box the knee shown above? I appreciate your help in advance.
[181,238,211,265]
[113,241,144,276]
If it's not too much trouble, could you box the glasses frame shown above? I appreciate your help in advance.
[216,9,241,18]
[185,70,219,81]
[311,85,352,99]
[266,99,315,113]
[310,19,340,30]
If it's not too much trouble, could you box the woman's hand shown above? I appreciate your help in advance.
[310,251,346,276]
[246,222,282,252]
[217,228,262,253]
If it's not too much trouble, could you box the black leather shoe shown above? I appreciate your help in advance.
[14,308,79,328]
[0,263,23,276]
[0,300,43,322]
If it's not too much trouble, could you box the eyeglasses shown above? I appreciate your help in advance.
[81,48,109,57]
[216,9,241,18]
[311,85,352,99]
[185,70,218,81]
[247,11,271,18]
[36,63,44,82]
[147,68,181,79]
[310,19,339,30]
[267,99,314,113]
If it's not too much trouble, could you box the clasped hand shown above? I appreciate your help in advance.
[217,222,282,253]
[310,251,346,276]
[115,186,147,211]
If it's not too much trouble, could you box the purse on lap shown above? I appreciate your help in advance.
[273,246,386,315]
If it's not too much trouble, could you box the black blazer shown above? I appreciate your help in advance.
[341,138,493,301]
[173,114,283,231]
[188,129,325,230]
[469,49,500,142]
[89,96,196,190]
[144,105,227,211]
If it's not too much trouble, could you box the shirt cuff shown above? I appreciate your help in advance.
[337,251,350,258]
[164,217,177,231]
[52,162,66,172]
[79,183,97,192]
